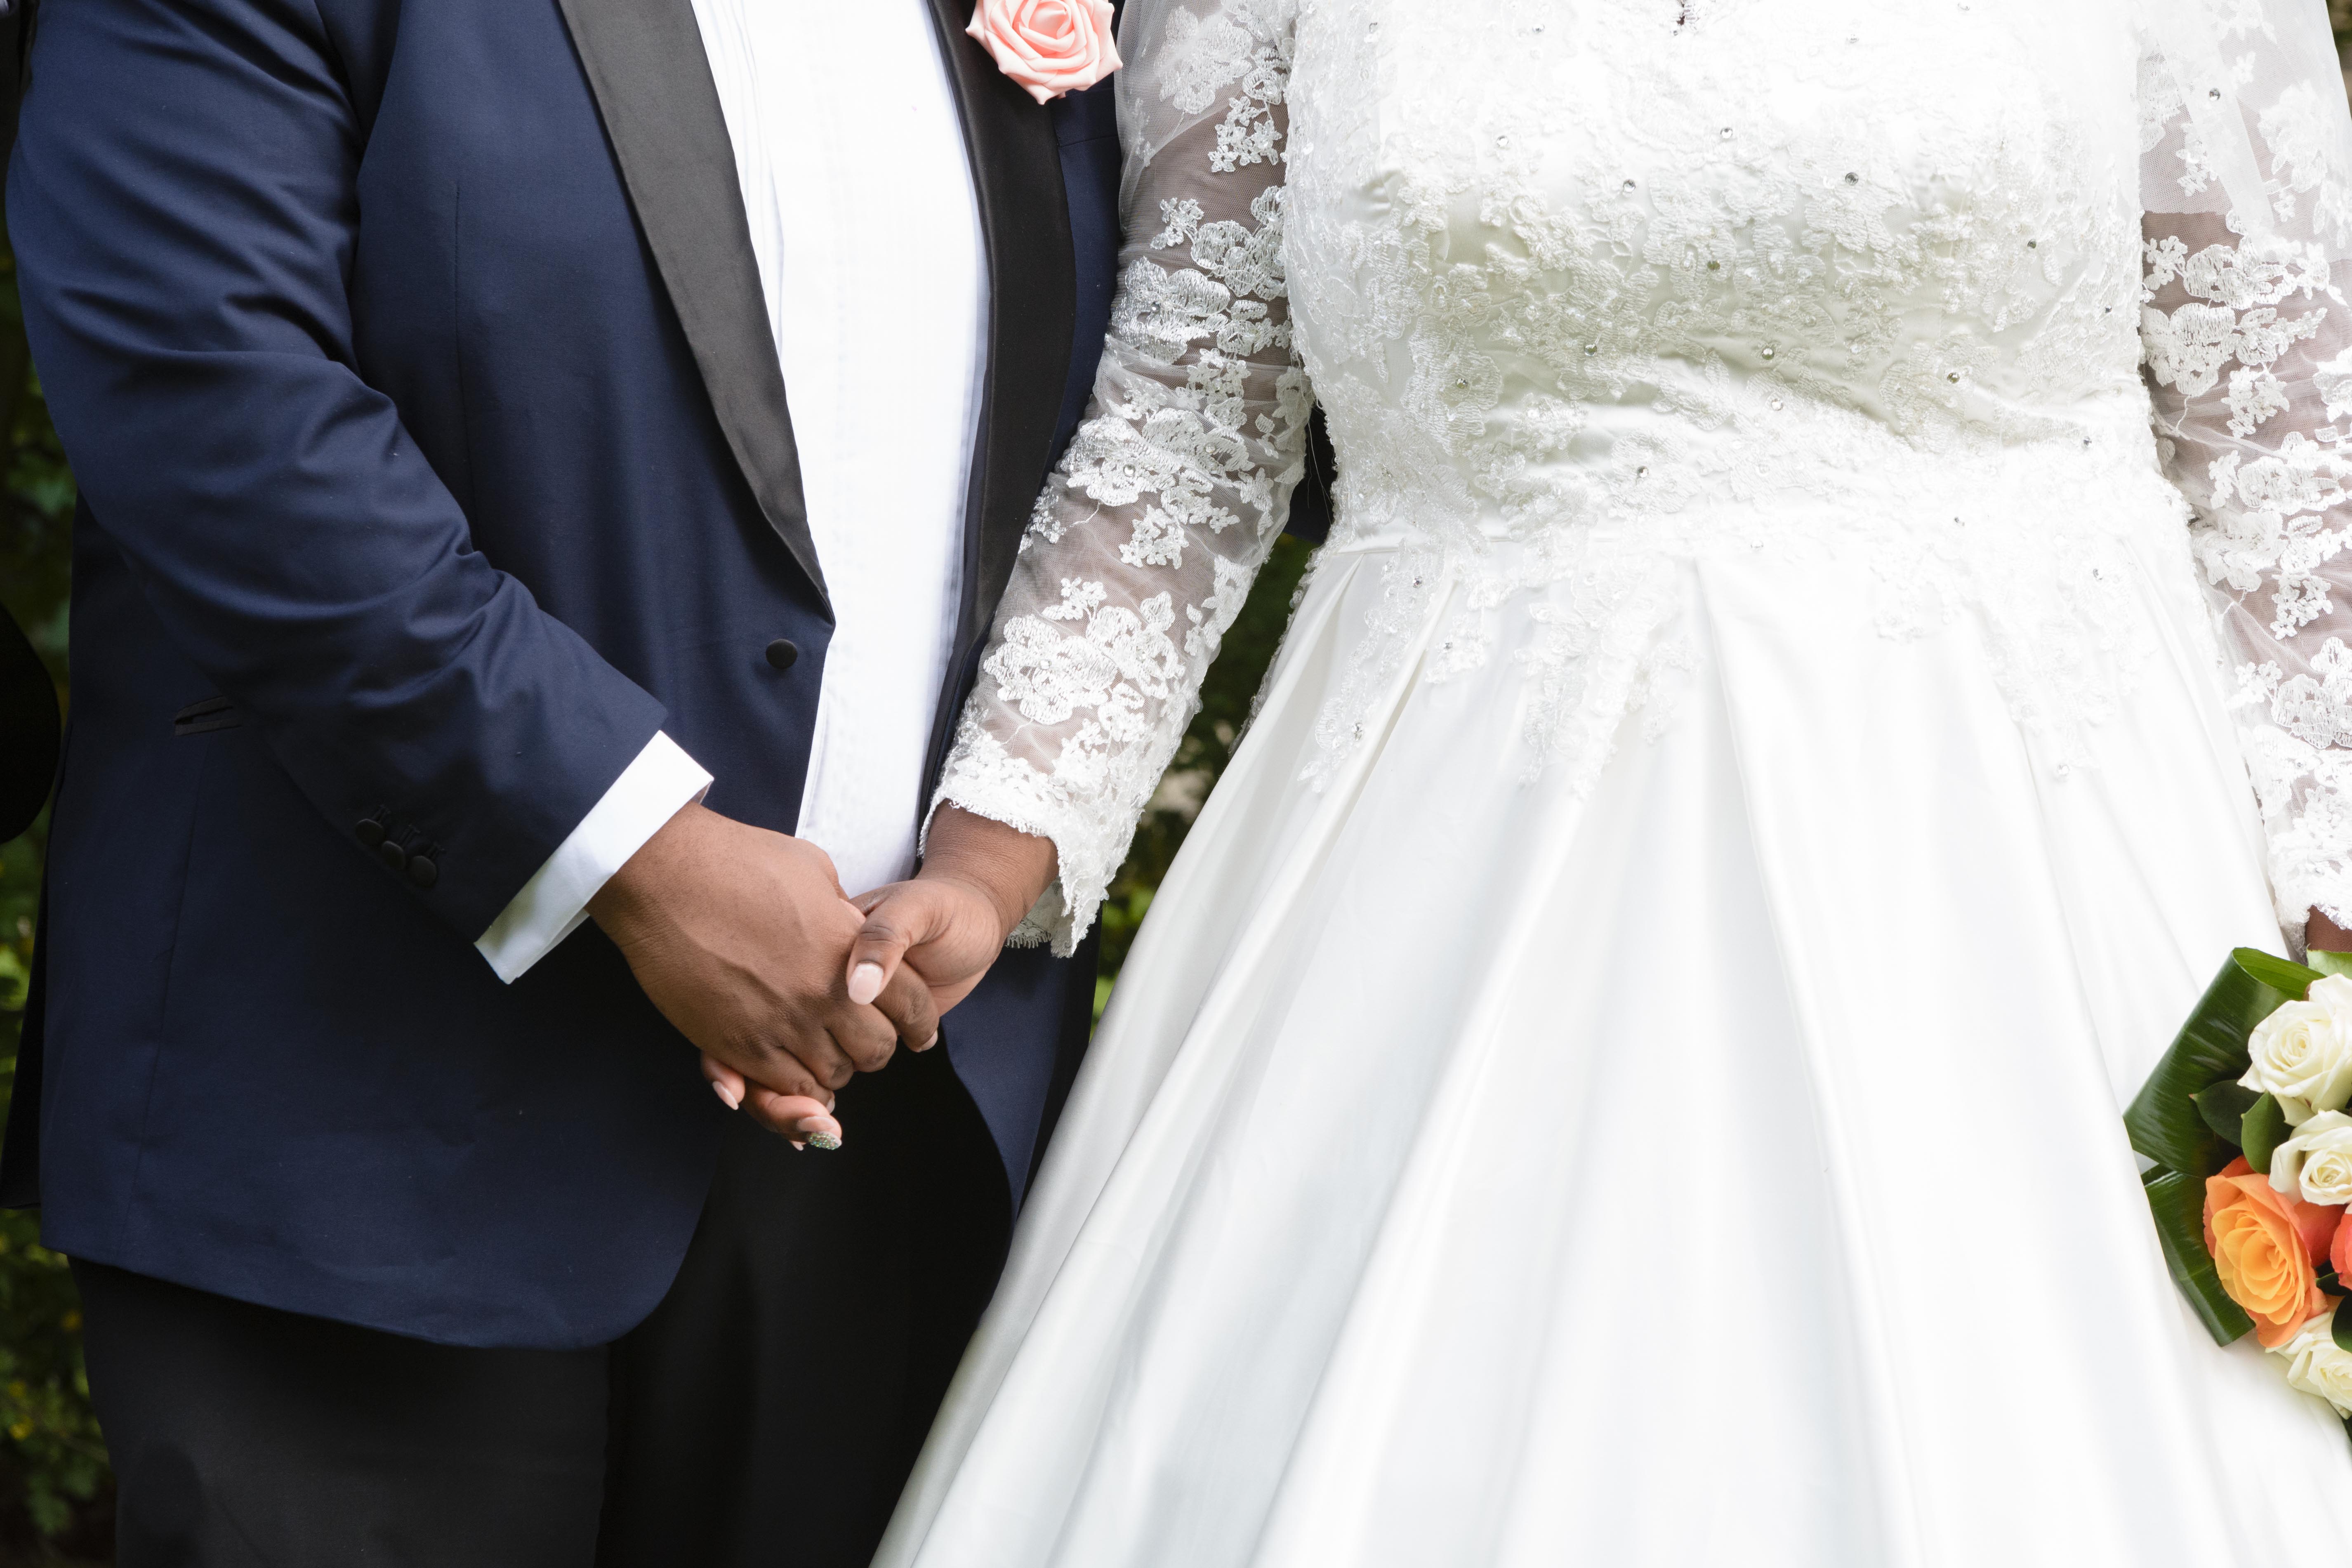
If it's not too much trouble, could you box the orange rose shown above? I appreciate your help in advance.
[2334,1207,2352,1284]
[2206,1158,2338,1346]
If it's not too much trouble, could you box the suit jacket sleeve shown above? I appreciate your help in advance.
[7,0,669,939]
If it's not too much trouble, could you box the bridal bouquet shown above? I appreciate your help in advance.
[2130,949,2352,1432]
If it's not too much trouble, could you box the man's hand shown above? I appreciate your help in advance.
[589,802,941,1145]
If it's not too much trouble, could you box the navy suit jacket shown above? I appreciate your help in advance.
[5,0,1121,1349]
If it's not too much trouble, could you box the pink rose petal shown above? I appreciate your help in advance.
[968,0,1121,105]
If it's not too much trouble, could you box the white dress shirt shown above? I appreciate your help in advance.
[477,0,987,983]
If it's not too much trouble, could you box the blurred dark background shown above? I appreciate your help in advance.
[4,11,2352,1562]
[0,230,107,1563]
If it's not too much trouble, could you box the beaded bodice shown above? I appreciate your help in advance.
[934,0,2352,948]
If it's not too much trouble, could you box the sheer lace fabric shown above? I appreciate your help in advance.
[934,0,2352,948]
[2140,0,2352,935]
[931,0,1306,948]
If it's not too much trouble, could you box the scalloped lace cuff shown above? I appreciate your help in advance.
[928,729,1129,958]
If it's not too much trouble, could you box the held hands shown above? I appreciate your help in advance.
[589,801,947,1150]
[845,806,1058,1014]
[695,806,1059,1141]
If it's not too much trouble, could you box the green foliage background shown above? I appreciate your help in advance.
[0,227,108,1561]
[5,19,2352,1560]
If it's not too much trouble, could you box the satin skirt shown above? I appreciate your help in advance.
[877,522,2352,1567]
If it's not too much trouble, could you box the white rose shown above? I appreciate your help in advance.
[2273,1111,2352,1204]
[2241,974,2352,1125]
[2277,1314,2352,1416]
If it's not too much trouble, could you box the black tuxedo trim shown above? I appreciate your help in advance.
[920,0,1080,787]
[924,0,1080,646]
[554,0,1080,784]
[553,0,827,605]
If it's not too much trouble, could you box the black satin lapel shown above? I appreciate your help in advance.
[925,0,1078,640]
[554,0,825,603]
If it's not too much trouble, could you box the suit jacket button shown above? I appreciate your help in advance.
[355,818,387,848]
[376,839,410,873]
[406,855,438,889]
[764,638,799,672]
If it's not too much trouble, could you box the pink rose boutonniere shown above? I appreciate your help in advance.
[967,0,1122,105]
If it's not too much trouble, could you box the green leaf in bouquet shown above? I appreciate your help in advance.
[2236,948,2329,996]
[2306,950,2352,981]
[2126,949,2321,1179]
[2334,1293,2352,1356]
[2193,1081,2260,1147]
[2142,1167,2253,1346]
[2242,1093,2290,1176]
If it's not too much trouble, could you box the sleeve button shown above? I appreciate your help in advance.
[355,818,387,848]
[764,638,800,672]
[406,855,438,889]
[376,839,410,873]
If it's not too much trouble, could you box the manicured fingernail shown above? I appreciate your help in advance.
[915,1033,939,1053]
[848,962,884,1006]
[798,1115,843,1150]
[711,1079,742,1111]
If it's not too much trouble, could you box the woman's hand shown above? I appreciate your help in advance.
[702,809,1056,1143]
[837,877,1018,1020]
[700,1055,843,1152]
[2314,908,2352,955]
[843,807,1058,1015]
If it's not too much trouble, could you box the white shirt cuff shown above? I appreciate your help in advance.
[474,731,713,984]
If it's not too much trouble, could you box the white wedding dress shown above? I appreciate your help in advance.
[881,1,2352,1562]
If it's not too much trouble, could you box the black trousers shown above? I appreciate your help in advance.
[76,1044,1011,1568]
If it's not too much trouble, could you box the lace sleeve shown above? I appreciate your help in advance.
[2140,0,2352,938]
[931,0,1308,953]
